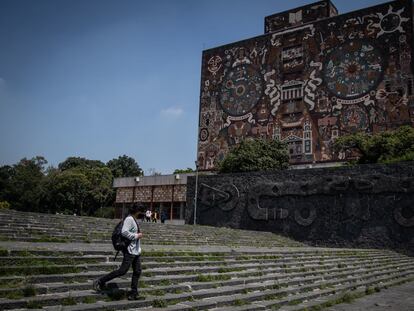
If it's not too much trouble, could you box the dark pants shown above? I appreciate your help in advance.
[99,252,142,294]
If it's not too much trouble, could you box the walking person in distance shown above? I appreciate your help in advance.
[93,204,145,300]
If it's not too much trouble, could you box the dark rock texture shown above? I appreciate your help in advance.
[186,163,414,254]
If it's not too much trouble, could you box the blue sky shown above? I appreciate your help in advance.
[0,0,387,174]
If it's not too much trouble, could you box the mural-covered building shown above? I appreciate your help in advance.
[197,0,414,170]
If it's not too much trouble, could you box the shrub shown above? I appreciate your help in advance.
[334,126,414,164]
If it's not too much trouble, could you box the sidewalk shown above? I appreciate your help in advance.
[325,281,414,311]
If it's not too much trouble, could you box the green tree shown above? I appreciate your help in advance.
[43,163,115,216]
[173,168,194,174]
[334,126,414,164]
[219,139,289,173]
[0,165,14,202]
[83,166,114,215]
[46,169,90,215]
[107,155,143,178]
[58,157,105,171]
[7,156,47,212]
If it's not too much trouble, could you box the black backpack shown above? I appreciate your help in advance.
[111,217,140,259]
[111,220,130,251]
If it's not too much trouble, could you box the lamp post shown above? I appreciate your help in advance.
[194,160,199,225]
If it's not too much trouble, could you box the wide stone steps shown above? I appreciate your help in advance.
[1,210,413,310]
[0,209,301,247]
[1,254,406,279]
[4,266,411,310]
[0,251,396,268]
[0,249,413,310]
[0,252,402,284]
[1,255,408,296]
[0,254,409,298]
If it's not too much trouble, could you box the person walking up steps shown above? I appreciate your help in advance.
[145,209,152,222]
[93,204,145,300]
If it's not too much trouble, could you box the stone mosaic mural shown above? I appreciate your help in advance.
[197,0,414,170]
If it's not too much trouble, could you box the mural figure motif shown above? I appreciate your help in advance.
[197,0,414,170]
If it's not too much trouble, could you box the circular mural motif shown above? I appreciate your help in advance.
[219,64,263,117]
[324,40,384,100]
[294,204,317,227]
[199,128,209,142]
[380,13,401,32]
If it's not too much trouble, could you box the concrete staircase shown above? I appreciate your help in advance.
[0,209,413,311]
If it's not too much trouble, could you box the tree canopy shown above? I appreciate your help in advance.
[106,155,143,178]
[58,157,105,171]
[334,125,414,164]
[0,154,142,217]
[219,138,289,173]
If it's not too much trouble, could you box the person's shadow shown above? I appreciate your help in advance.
[101,283,128,300]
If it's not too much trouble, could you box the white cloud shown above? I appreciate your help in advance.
[160,107,184,118]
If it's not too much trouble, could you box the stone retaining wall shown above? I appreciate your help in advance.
[186,163,414,254]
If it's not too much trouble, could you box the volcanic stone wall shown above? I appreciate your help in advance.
[186,163,414,253]
[197,0,414,170]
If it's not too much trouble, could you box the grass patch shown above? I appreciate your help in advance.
[271,283,281,290]
[251,271,264,277]
[82,296,97,304]
[196,274,231,282]
[4,291,24,299]
[0,282,37,299]
[26,300,43,309]
[287,299,301,305]
[217,267,244,273]
[152,299,168,308]
[233,299,249,306]
[143,271,154,277]
[264,293,287,301]
[167,298,181,305]
[172,288,184,294]
[159,279,171,286]
[62,296,77,306]
[0,265,82,276]
[23,285,37,297]
[150,289,166,296]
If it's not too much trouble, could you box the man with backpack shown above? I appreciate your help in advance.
[93,203,145,301]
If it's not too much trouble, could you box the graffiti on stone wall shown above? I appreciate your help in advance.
[198,0,414,170]
[197,175,414,228]
[198,183,240,212]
